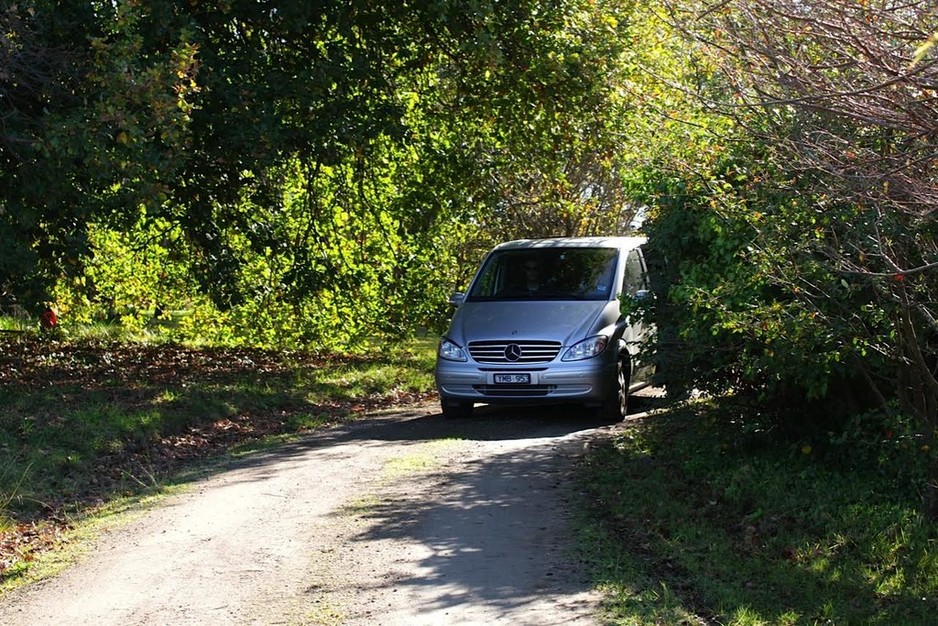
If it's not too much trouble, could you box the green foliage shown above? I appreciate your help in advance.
[639,141,913,436]
[652,0,938,514]
[616,4,905,419]
[54,219,200,330]
[578,403,938,625]
[0,1,198,309]
[4,0,656,347]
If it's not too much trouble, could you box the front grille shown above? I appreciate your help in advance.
[468,340,562,364]
[473,384,557,397]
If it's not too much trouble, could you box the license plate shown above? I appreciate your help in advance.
[494,373,531,384]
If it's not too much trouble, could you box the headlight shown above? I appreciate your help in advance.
[562,336,609,361]
[438,338,468,362]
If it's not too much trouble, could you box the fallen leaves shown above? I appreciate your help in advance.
[0,521,70,578]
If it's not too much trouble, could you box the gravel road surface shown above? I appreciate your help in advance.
[0,403,629,625]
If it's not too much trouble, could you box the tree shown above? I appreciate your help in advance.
[652,0,938,516]
[0,1,198,311]
[3,0,653,343]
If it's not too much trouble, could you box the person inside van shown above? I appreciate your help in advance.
[521,257,543,291]
[496,255,547,297]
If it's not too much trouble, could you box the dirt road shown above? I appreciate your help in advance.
[0,403,624,625]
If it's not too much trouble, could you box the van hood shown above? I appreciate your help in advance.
[447,300,618,347]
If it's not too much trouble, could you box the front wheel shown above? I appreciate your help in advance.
[598,357,628,422]
[441,400,474,419]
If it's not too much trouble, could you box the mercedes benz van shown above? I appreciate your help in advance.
[435,236,653,420]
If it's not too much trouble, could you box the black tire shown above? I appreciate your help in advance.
[598,357,629,422]
[441,401,474,419]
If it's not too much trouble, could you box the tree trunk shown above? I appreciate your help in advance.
[896,305,938,520]
[927,455,938,523]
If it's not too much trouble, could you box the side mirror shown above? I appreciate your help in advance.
[448,292,466,307]
[634,289,652,301]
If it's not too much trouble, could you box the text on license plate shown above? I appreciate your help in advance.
[494,373,531,384]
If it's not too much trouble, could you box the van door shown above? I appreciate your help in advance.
[622,248,654,384]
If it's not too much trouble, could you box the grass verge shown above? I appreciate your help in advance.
[0,334,437,587]
[577,399,938,625]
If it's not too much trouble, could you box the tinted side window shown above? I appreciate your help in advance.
[622,249,646,297]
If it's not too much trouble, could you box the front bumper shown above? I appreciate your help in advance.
[435,355,615,405]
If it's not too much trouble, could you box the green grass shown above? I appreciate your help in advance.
[577,400,938,625]
[380,438,463,480]
[0,318,31,333]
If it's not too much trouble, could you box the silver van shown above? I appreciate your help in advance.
[435,236,653,420]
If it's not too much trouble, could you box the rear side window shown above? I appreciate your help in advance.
[468,248,619,301]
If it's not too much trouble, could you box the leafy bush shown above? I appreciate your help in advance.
[638,137,900,435]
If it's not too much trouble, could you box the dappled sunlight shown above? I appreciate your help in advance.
[317,431,600,623]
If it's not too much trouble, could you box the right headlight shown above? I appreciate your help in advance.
[561,335,609,361]
[438,338,468,362]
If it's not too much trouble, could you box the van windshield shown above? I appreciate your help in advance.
[467,247,619,301]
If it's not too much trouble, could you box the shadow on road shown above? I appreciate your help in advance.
[157,390,675,622]
[365,390,670,441]
[309,398,679,622]
[202,389,673,479]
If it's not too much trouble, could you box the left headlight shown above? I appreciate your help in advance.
[438,338,468,362]
[561,335,609,361]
